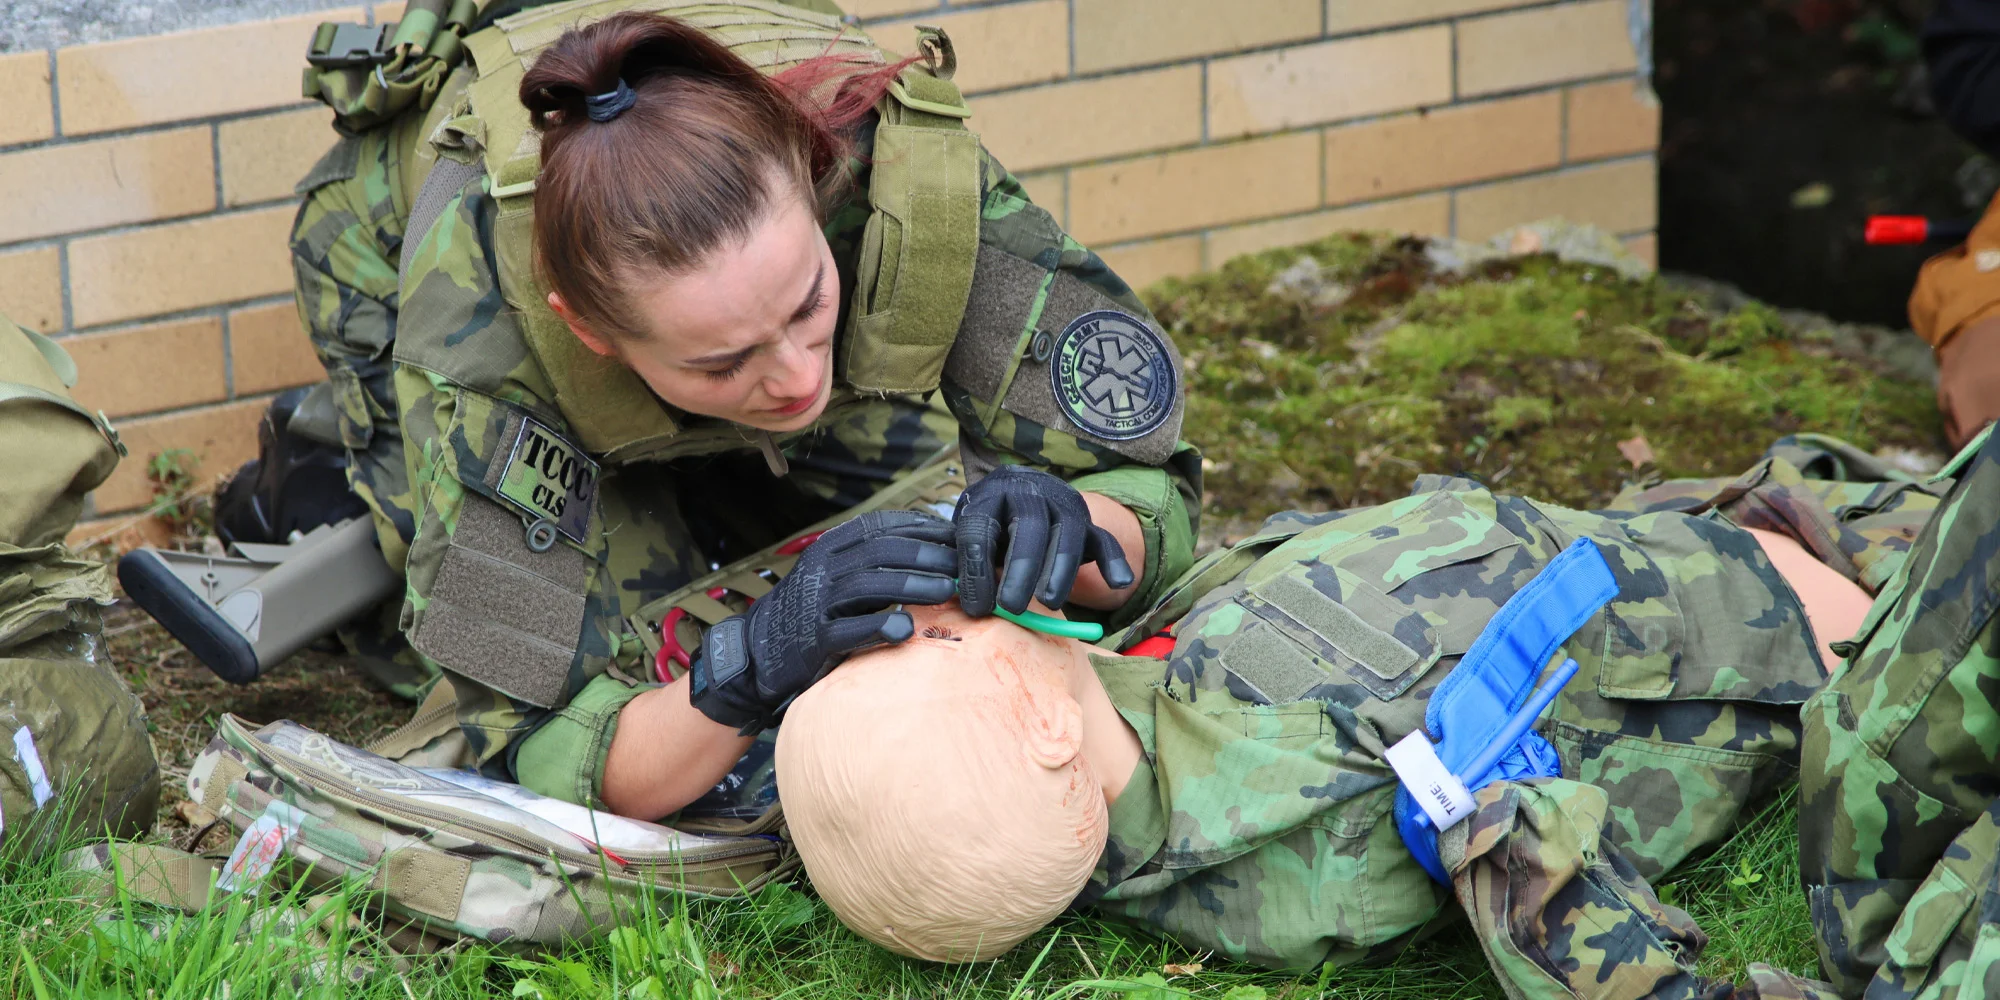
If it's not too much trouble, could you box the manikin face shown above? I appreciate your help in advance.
[776,603,1121,963]
[549,184,839,433]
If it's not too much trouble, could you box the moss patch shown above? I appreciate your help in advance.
[1151,233,1942,533]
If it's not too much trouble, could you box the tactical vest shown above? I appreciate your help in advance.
[316,0,982,468]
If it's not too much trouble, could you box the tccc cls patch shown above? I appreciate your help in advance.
[1049,310,1177,442]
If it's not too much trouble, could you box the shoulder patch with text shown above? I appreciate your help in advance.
[1050,310,1178,441]
[496,418,599,543]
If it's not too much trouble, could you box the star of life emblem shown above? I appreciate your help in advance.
[1049,310,1177,441]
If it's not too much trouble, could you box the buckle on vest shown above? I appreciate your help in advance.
[307,22,395,68]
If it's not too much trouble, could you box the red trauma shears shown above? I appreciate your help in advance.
[653,531,824,681]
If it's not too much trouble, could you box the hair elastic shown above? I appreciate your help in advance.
[584,78,637,122]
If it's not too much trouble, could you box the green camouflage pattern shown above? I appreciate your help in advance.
[1801,423,2000,1000]
[294,9,1196,801]
[289,123,439,700]
[1083,441,1938,997]
[0,313,160,842]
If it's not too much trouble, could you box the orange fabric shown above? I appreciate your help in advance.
[1910,189,2000,348]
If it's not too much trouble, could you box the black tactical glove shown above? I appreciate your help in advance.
[952,465,1134,618]
[687,510,957,732]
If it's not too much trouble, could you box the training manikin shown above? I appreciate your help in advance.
[778,449,1944,1000]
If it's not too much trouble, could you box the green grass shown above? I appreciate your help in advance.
[2,791,1815,999]
[20,231,1884,996]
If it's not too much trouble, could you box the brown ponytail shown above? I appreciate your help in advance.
[520,11,912,341]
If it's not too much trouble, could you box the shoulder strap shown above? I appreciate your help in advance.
[841,27,982,395]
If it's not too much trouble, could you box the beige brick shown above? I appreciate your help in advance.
[878,1,1068,95]
[1453,157,1657,241]
[69,207,297,328]
[1209,28,1452,139]
[975,66,1201,173]
[1207,194,1451,265]
[1622,231,1658,270]
[93,399,265,513]
[1068,132,1322,244]
[230,301,325,394]
[1458,0,1639,97]
[65,316,228,418]
[0,128,215,244]
[56,9,361,135]
[220,107,339,207]
[1076,0,1320,73]
[848,0,939,19]
[1325,92,1561,205]
[1096,236,1202,291]
[1325,0,1527,34]
[1014,169,1068,228]
[0,51,54,147]
[0,246,64,334]
[1566,79,1660,162]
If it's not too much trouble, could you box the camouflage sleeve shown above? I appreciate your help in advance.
[1447,778,1841,1000]
[942,149,1203,626]
[1799,424,2000,997]
[288,129,420,565]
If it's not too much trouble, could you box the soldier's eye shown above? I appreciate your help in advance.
[701,351,752,381]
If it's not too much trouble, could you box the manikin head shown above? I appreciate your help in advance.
[775,603,1111,962]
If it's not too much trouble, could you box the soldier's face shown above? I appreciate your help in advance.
[557,184,838,432]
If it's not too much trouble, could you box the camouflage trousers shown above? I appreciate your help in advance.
[1800,424,2000,1000]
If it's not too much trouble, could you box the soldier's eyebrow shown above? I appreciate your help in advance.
[680,261,824,368]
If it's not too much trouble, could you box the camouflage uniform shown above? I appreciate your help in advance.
[1800,424,2000,1000]
[291,2,1201,806]
[1081,440,1943,999]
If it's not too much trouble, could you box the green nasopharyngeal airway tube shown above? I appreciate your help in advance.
[951,581,1105,642]
[992,603,1103,642]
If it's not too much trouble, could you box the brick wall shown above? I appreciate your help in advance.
[0,0,1657,524]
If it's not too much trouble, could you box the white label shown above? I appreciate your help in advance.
[217,800,303,892]
[12,727,52,808]
[1385,730,1476,831]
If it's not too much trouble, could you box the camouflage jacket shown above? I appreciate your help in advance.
[1800,424,2000,1000]
[1079,471,1868,997]
[294,81,1201,806]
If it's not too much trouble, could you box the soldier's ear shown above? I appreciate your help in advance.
[549,292,616,357]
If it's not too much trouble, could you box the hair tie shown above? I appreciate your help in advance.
[584,78,637,122]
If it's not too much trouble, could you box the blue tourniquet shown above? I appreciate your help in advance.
[1392,537,1620,883]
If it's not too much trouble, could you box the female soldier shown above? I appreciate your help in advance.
[290,0,1200,819]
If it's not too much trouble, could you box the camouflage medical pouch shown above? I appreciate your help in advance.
[102,714,794,947]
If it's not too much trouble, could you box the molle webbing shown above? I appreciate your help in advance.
[842,43,982,395]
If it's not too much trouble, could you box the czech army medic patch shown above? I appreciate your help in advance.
[496,417,599,544]
[943,245,1186,465]
[1050,310,1177,441]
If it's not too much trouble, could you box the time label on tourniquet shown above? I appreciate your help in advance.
[496,417,598,543]
[1385,730,1477,830]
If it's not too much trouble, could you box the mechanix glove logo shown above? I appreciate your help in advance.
[496,417,599,543]
[1049,310,1177,441]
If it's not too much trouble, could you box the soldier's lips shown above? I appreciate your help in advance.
[768,394,818,417]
